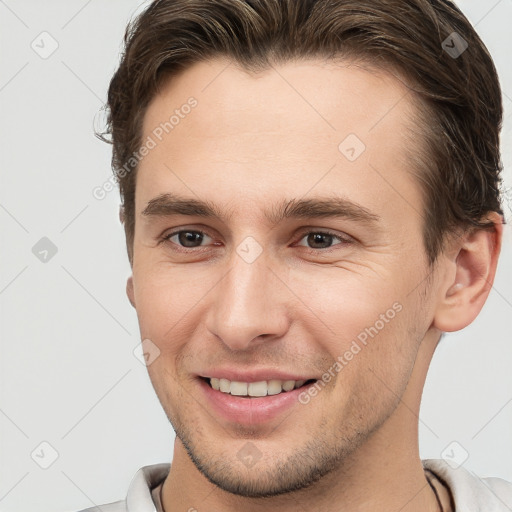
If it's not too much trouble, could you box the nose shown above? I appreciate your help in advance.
[204,247,289,351]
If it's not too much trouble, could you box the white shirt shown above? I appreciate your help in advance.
[77,459,512,512]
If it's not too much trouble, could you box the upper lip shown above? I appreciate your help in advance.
[198,369,317,383]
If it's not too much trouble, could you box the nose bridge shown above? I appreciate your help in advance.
[205,241,288,350]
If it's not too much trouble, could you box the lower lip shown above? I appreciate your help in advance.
[198,378,310,425]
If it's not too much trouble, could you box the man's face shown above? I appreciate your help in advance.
[130,58,442,496]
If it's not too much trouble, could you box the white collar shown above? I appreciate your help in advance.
[422,459,512,511]
[126,463,170,511]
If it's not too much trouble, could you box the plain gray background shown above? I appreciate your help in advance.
[0,1,511,511]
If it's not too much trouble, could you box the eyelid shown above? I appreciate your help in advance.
[294,227,353,243]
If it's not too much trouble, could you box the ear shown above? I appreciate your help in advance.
[126,275,136,308]
[433,212,503,332]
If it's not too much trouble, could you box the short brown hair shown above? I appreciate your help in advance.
[98,0,504,266]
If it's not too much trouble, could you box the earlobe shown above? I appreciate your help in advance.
[433,213,503,333]
[126,275,136,308]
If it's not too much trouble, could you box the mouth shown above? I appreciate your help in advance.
[200,376,317,398]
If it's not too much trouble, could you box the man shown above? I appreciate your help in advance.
[83,0,511,510]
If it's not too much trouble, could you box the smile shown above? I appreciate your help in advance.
[203,377,316,398]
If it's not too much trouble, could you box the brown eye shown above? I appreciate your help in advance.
[163,230,212,249]
[296,231,349,250]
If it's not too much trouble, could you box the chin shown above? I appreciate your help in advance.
[175,421,360,498]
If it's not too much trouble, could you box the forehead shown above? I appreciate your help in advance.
[143,57,417,138]
[136,57,424,224]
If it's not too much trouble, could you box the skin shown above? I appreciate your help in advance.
[126,57,502,512]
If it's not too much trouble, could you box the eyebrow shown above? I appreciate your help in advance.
[141,192,381,227]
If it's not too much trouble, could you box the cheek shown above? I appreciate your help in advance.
[132,263,209,343]
[294,269,421,390]
[291,268,403,342]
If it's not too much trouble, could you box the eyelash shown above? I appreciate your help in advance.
[159,228,353,254]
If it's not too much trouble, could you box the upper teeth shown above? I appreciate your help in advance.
[210,378,307,396]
